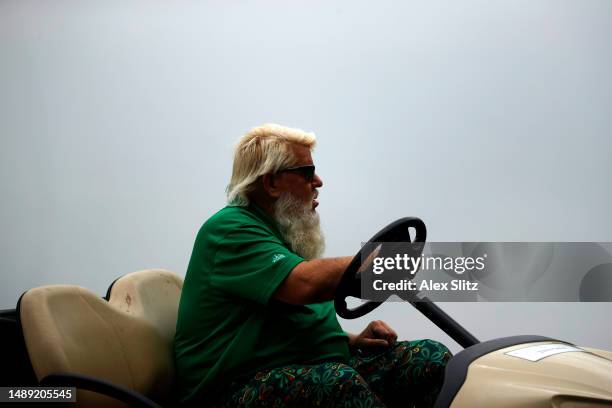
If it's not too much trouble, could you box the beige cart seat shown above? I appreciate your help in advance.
[19,269,183,407]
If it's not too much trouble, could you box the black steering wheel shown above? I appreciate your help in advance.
[334,217,427,319]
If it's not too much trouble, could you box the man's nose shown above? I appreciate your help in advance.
[312,173,323,188]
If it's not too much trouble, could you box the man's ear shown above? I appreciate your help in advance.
[262,174,282,198]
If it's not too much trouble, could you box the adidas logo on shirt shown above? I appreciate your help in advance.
[272,254,286,263]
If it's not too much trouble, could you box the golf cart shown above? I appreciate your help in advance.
[335,217,612,407]
[2,218,611,407]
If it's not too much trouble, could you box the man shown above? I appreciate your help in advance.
[174,124,451,407]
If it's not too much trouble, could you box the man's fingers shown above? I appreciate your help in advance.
[370,320,397,345]
[378,321,398,344]
[357,245,382,274]
[360,338,389,348]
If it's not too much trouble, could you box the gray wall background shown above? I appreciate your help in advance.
[1,0,611,352]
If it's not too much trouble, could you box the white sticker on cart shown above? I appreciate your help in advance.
[505,343,584,362]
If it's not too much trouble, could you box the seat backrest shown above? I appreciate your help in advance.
[19,269,183,407]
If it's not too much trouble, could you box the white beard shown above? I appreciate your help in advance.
[273,192,325,260]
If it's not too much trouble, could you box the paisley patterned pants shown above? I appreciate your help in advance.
[212,339,452,408]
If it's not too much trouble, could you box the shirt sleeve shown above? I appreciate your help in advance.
[210,223,305,304]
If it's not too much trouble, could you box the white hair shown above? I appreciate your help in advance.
[273,192,325,260]
[227,124,317,206]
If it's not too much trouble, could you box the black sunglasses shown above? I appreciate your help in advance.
[278,165,316,182]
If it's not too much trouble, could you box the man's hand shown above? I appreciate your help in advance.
[347,320,398,353]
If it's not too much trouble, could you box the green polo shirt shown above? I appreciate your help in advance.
[174,204,350,403]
